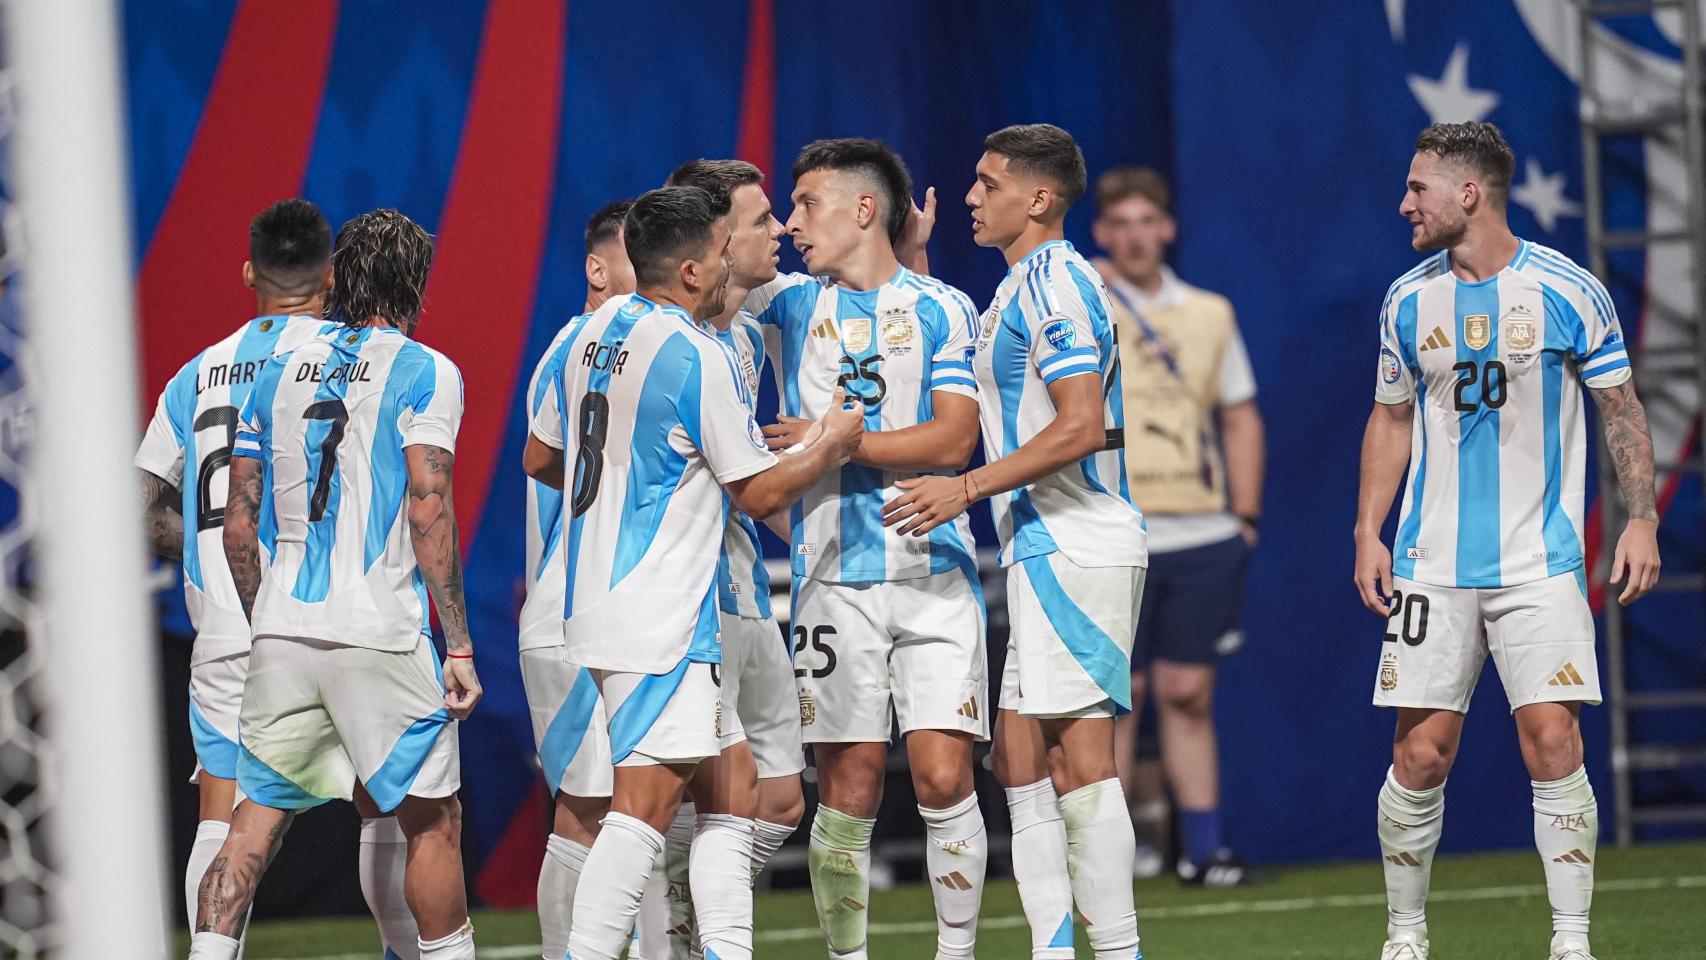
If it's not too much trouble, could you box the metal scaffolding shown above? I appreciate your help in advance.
[1575,0,1706,845]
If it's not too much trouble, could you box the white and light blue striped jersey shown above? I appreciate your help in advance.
[972,240,1147,569]
[518,303,616,651]
[530,295,778,674]
[1376,239,1631,589]
[232,324,464,651]
[716,311,774,620]
[134,313,332,664]
[746,266,980,584]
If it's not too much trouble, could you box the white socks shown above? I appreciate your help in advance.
[919,794,987,960]
[1377,766,1445,940]
[664,802,698,958]
[691,814,755,960]
[538,833,590,960]
[1005,779,1075,960]
[417,921,476,959]
[186,820,230,936]
[750,818,796,881]
[568,812,666,960]
[359,816,420,960]
[633,851,670,959]
[187,932,241,960]
[808,805,875,960]
[1533,766,1596,948]
[1059,779,1141,960]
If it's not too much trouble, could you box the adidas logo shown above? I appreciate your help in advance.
[956,698,980,721]
[811,318,839,340]
[1553,848,1592,864]
[1384,852,1423,867]
[1419,326,1451,351]
[934,871,974,891]
[1547,663,1587,687]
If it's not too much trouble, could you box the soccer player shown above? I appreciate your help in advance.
[886,123,1148,960]
[192,209,482,960]
[664,159,806,878]
[747,138,989,960]
[523,185,862,960]
[1355,122,1660,960]
[520,199,648,960]
[137,198,420,958]
[1092,166,1265,885]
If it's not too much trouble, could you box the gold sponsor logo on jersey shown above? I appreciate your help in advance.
[259,318,275,332]
[843,317,873,353]
[798,689,816,727]
[811,317,839,340]
[739,352,760,395]
[1464,314,1490,350]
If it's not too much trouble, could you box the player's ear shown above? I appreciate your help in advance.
[242,260,257,291]
[320,264,335,294]
[1461,178,1480,213]
[1029,184,1052,218]
[1159,214,1178,246]
[585,252,607,292]
[857,193,878,232]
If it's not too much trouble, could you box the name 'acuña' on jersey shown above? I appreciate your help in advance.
[1375,239,1631,590]
[530,295,777,675]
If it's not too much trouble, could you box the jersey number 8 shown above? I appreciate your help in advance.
[570,391,610,517]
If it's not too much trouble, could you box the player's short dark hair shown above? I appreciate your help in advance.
[1414,122,1516,206]
[1095,166,1172,218]
[666,159,764,216]
[624,186,723,287]
[249,198,331,291]
[791,138,912,243]
[984,124,1088,207]
[324,209,434,328]
[584,199,633,255]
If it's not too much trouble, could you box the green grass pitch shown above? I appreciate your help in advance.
[202,840,1706,959]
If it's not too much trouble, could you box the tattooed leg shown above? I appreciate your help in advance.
[195,803,294,937]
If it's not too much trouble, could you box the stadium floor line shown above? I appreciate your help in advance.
[288,873,1706,959]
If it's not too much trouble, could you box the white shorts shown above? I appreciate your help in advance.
[718,612,805,779]
[791,568,988,744]
[1000,554,1145,719]
[1373,571,1601,713]
[597,658,722,767]
[520,646,614,798]
[237,634,460,814]
[188,650,247,784]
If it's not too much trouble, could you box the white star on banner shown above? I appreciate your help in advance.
[1408,43,1499,124]
[1511,157,1583,232]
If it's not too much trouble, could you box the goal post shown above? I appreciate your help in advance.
[4,0,171,957]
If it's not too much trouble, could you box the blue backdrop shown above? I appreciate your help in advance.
[125,0,1703,901]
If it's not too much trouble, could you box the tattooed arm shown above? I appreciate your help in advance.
[1590,379,1661,604]
[139,469,184,561]
[222,457,264,620]
[405,443,482,718]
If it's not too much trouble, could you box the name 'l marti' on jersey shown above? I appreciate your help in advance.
[973,239,1147,569]
[134,313,332,664]
[1375,239,1632,589]
[233,324,464,651]
[529,295,777,675]
[746,266,980,584]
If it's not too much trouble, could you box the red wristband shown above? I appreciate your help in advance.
[446,651,474,659]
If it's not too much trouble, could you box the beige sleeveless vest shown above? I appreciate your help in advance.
[1112,278,1237,515]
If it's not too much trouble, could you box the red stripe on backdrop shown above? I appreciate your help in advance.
[416,0,566,543]
[135,0,341,401]
[735,0,775,179]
